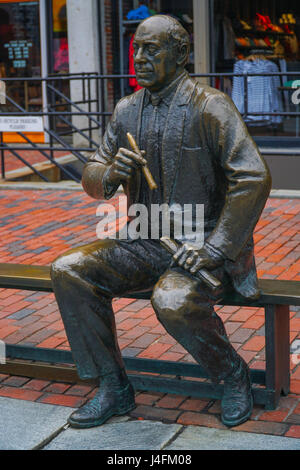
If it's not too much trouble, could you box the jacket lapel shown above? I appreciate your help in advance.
[134,89,146,203]
[161,75,196,203]
[123,89,145,204]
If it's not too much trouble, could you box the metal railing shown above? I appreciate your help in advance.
[0,71,300,182]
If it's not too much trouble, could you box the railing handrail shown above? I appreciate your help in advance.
[1,70,300,183]
[1,71,300,82]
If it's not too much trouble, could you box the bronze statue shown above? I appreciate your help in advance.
[50,15,271,428]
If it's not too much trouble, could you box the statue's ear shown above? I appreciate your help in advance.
[176,44,189,67]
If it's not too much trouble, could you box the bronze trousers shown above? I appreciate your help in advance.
[50,238,241,382]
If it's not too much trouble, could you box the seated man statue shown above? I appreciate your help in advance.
[50,15,271,429]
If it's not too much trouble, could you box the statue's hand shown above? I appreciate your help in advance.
[172,243,224,274]
[105,147,147,186]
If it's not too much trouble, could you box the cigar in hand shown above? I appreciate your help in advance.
[127,132,157,191]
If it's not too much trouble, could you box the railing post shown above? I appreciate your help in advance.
[88,74,92,147]
[243,74,248,120]
[265,304,290,410]
[0,132,4,180]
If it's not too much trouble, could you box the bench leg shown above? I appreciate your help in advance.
[264,304,290,410]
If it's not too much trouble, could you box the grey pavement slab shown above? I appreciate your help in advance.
[167,426,300,450]
[44,420,182,450]
[1,395,299,451]
[270,189,300,199]
[0,397,75,450]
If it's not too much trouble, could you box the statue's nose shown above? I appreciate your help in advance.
[134,48,146,63]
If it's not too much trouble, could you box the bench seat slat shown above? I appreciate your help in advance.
[0,263,53,292]
[0,263,299,306]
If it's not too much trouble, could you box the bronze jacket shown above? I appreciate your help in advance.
[82,73,272,299]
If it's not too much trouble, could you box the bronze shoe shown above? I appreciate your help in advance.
[221,358,253,427]
[68,382,136,429]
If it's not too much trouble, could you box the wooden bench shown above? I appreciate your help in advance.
[0,262,299,410]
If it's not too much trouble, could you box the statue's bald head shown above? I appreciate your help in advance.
[136,15,190,66]
[133,15,190,92]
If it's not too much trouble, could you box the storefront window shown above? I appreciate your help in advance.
[51,0,69,74]
[213,0,300,139]
[0,0,41,111]
[47,0,70,137]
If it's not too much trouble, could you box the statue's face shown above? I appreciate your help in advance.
[133,20,178,92]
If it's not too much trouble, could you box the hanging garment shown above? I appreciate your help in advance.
[53,37,69,72]
[223,17,236,60]
[232,59,283,126]
[127,5,151,20]
[128,35,142,92]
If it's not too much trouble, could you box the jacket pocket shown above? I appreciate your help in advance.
[181,146,202,151]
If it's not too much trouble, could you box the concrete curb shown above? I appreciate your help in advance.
[269,189,300,199]
[0,181,84,191]
[0,182,300,198]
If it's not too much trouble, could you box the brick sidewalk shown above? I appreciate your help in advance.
[0,189,299,439]
[1,151,69,174]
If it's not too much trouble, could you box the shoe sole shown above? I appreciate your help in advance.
[68,402,136,429]
[221,396,253,428]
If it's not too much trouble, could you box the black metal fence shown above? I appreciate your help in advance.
[0,71,300,182]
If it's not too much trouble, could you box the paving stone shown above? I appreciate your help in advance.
[179,398,210,412]
[44,420,182,450]
[0,397,75,450]
[285,425,300,438]
[177,411,227,429]
[135,393,164,406]
[43,382,71,394]
[2,376,30,387]
[156,394,186,409]
[37,393,86,408]
[7,309,36,320]
[229,328,254,343]
[130,405,181,423]
[167,426,300,450]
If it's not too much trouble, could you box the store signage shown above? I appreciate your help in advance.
[4,40,33,69]
[0,81,5,104]
[0,116,44,132]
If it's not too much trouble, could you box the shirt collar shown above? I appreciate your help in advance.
[144,71,186,107]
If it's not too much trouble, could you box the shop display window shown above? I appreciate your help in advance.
[213,0,300,139]
[0,0,41,111]
[0,0,43,142]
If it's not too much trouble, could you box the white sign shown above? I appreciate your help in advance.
[0,116,44,132]
[0,340,5,364]
[0,81,5,104]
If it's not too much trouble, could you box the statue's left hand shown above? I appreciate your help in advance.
[172,243,224,274]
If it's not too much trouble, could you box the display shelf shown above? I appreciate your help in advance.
[234,28,293,38]
[123,19,142,25]
[235,45,273,50]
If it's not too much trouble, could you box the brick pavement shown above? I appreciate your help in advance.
[0,189,299,439]
[1,151,70,174]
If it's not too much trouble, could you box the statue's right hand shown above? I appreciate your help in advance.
[105,147,147,186]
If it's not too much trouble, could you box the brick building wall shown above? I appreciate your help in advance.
[104,0,115,112]
[103,0,135,112]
